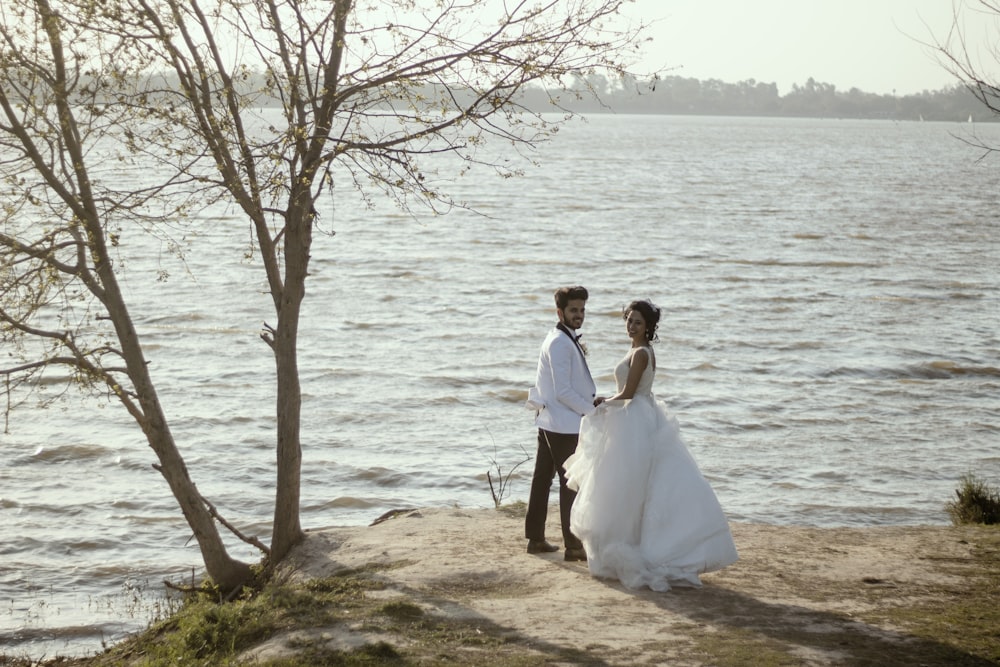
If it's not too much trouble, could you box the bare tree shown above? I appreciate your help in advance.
[1,0,650,590]
[930,1,1000,126]
[0,0,254,591]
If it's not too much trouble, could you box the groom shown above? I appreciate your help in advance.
[524,285,599,562]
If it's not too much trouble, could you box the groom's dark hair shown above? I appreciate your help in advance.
[554,285,588,310]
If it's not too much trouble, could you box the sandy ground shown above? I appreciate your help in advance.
[246,506,993,666]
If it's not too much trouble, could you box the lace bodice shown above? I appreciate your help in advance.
[613,346,655,396]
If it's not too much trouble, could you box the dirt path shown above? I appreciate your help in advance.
[256,506,996,666]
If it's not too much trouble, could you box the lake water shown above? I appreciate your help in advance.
[2,113,999,659]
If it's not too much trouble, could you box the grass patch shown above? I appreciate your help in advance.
[946,474,1000,525]
[423,573,535,602]
[873,528,1000,665]
[685,626,805,667]
[36,560,552,667]
[378,601,425,622]
[65,566,394,667]
[661,527,1000,667]
[262,641,403,666]
[495,499,526,520]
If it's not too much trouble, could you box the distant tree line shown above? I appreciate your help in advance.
[49,71,986,123]
[525,74,993,122]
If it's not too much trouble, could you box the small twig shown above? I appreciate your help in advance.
[484,428,531,508]
[200,493,271,556]
[260,321,276,349]
[163,579,200,593]
[487,471,499,507]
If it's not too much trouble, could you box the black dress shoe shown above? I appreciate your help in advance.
[526,539,559,554]
[564,547,587,562]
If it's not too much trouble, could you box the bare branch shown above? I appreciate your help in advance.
[201,491,272,556]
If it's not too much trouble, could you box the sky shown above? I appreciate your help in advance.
[623,0,997,95]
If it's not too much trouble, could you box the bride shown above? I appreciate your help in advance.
[565,299,738,591]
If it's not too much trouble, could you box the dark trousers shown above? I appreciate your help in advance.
[524,428,583,550]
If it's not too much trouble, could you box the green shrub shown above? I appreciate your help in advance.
[946,474,1000,525]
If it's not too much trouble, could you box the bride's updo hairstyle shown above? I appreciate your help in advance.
[624,299,661,343]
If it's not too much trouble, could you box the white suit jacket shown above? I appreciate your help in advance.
[527,325,597,434]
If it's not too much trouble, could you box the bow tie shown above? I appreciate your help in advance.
[558,323,582,342]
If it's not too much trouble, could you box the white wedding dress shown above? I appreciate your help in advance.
[565,346,738,591]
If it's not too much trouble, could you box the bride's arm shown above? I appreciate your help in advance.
[606,348,649,401]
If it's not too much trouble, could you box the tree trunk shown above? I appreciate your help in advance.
[148,418,254,591]
[99,246,253,592]
[269,203,310,561]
